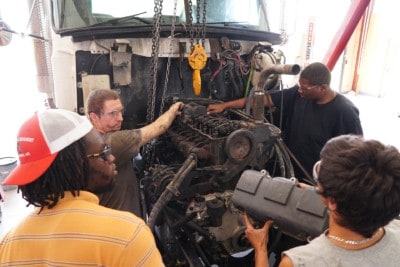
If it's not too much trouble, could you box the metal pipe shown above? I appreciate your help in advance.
[147,153,197,230]
[322,0,371,70]
[257,64,300,90]
[248,64,300,119]
[253,89,265,124]
[27,0,55,100]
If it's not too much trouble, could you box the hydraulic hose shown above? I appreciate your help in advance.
[273,142,286,177]
[275,138,295,178]
[147,153,197,230]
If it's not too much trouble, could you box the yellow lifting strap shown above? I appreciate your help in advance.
[188,44,207,95]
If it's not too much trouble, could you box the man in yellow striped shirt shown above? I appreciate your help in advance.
[0,109,164,266]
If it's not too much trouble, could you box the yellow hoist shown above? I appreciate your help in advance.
[188,44,207,96]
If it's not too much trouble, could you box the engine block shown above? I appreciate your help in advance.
[143,101,283,266]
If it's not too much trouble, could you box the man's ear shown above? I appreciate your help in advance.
[320,195,337,211]
[89,112,96,120]
[89,112,100,126]
[327,197,337,211]
[320,84,329,91]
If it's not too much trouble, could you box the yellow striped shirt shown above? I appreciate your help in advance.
[0,191,164,267]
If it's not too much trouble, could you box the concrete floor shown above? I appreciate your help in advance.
[1,92,399,240]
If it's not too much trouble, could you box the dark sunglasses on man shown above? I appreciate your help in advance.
[86,144,112,161]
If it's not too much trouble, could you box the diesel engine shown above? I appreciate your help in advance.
[142,101,291,266]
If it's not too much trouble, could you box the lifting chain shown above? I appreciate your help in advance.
[160,0,178,116]
[144,0,163,168]
[188,0,194,49]
[146,0,163,123]
[147,0,163,124]
[188,0,207,48]
[188,0,207,95]
[200,0,207,47]
[195,0,201,44]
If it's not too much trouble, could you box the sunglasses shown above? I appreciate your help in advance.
[86,144,112,161]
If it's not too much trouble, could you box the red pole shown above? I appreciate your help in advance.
[322,0,371,70]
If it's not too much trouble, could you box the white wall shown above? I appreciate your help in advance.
[0,1,44,157]
[271,0,351,89]
[356,0,400,97]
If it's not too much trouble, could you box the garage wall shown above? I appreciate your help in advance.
[355,0,400,97]
[276,0,351,89]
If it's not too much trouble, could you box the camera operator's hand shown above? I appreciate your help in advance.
[298,182,319,192]
[244,213,273,257]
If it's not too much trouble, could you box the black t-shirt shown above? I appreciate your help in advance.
[270,86,363,181]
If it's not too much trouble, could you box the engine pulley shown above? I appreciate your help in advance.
[224,129,256,163]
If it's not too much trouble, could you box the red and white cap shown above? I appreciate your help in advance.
[2,109,93,186]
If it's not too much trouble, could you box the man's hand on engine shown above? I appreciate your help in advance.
[207,103,226,114]
[169,102,184,117]
[139,101,184,146]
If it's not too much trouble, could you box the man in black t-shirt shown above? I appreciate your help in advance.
[207,62,363,181]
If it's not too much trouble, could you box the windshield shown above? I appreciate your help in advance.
[52,0,274,32]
